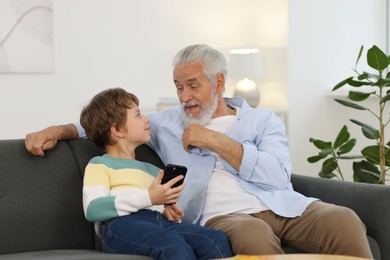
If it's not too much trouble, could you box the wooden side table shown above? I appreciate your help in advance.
[227,254,372,260]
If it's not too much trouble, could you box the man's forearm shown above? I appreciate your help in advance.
[25,123,80,156]
[56,123,79,140]
[208,134,243,171]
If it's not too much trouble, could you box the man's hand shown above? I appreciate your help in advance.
[25,124,78,156]
[182,124,215,151]
[163,204,184,222]
[182,123,244,171]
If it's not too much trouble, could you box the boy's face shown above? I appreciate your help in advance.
[123,105,151,145]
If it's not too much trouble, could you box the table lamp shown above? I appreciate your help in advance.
[228,49,264,107]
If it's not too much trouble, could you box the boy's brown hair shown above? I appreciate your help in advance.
[80,88,139,149]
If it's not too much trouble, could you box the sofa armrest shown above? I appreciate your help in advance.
[291,173,390,259]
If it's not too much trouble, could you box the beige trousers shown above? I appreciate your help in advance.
[205,201,373,258]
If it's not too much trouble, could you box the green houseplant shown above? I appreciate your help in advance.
[307,45,390,184]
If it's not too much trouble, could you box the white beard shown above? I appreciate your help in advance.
[182,90,218,126]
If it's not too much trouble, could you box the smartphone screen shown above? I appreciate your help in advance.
[161,164,187,188]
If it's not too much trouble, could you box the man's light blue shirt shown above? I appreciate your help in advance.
[148,97,317,224]
[75,97,317,224]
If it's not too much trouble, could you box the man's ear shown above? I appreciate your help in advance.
[216,73,225,93]
[110,124,125,138]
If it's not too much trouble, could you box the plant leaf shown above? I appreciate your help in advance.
[346,78,372,87]
[320,157,338,175]
[381,93,390,103]
[361,126,381,140]
[334,99,368,110]
[357,73,369,80]
[334,125,350,148]
[361,145,390,166]
[319,171,338,179]
[355,45,364,67]
[318,158,338,179]
[352,160,382,183]
[350,119,380,139]
[308,155,326,163]
[332,77,353,91]
[359,71,378,80]
[350,119,375,127]
[337,155,365,160]
[337,138,356,155]
[387,148,390,166]
[348,91,376,101]
[361,146,380,164]
[309,138,332,149]
[382,78,390,86]
[319,147,334,157]
[367,45,389,70]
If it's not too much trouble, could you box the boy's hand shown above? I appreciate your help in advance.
[148,170,185,205]
[163,204,184,222]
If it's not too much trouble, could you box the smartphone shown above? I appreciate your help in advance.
[161,164,187,188]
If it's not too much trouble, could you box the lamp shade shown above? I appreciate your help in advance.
[228,49,264,80]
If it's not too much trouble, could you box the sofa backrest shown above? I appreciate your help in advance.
[0,139,97,254]
[0,139,165,255]
[67,139,165,173]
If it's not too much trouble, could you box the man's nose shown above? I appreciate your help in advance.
[180,88,192,102]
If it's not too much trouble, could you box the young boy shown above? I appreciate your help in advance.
[80,88,232,260]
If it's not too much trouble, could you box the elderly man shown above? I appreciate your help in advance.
[25,44,372,258]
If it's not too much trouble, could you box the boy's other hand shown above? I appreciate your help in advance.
[163,204,184,222]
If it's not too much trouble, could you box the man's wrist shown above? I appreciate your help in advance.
[55,124,78,140]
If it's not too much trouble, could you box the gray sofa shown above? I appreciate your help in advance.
[0,139,388,259]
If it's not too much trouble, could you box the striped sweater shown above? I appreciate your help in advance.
[83,154,163,222]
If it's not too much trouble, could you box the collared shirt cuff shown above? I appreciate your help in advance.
[74,122,87,139]
[238,142,258,180]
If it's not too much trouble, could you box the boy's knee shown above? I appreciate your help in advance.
[212,229,231,243]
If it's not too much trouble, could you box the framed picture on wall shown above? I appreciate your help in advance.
[0,0,54,73]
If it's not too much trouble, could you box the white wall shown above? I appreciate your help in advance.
[0,0,287,139]
[1,0,386,181]
[288,0,387,180]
